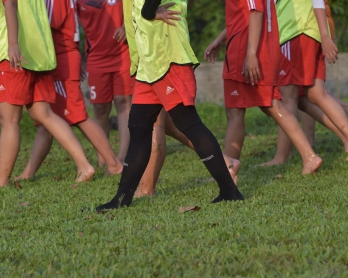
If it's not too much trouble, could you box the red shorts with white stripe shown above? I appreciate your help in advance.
[132,64,196,111]
[88,69,134,104]
[51,80,88,125]
[224,79,282,108]
[278,34,326,86]
[0,61,55,106]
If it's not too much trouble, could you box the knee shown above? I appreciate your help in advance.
[114,95,130,107]
[168,104,201,132]
[94,103,111,118]
[225,108,245,125]
[128,104,162,135]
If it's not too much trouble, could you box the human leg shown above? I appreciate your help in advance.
[134,108,166,197]
[167,104,243,203]
[0,102,23,186]
[299,110,316,147]
[77,118,123,175]
[260,99,322,174]
[16,125,53,180]
[259,85,298,166]
[28,101,95,182]
[306,79,348,146]
[93,102,112,167]
[96,104,163,211]
[113,95,132,163]
[224,107,246,160]
[298,95,348,151]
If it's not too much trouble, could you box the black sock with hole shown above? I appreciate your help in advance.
[96,104,162,212]
[168,103,244,203]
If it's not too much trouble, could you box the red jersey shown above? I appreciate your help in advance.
[45,0,81,81]
[76,0,131,73]
[223,0,280,86]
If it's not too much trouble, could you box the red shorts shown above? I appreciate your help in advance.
[0,61,55,106]
[88,69,134,104]
[51,80,88,125]
[278,34,326,86]
[132,64,196,111]
[224,79,281,108]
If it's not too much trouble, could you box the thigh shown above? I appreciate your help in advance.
[0,102,23,124]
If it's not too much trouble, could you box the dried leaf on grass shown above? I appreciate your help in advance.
[85,215,93,220]
[14,181,22,190]
[178,206,201,213]
[18,201,29,207]
[53,176,62,181]
[79,232,84,237]
[275,174,282,179]
[71,184,78,189]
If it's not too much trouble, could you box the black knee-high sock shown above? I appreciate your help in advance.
[168,103,244,202]
[96,104,162,212]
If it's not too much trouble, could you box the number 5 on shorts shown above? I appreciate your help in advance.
[90,86,96,100]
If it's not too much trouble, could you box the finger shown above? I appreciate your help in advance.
[249,70,255,85]
[167,10,182,15]
[256,68,261,80]
[14,58,19,72]
[9,57,14,70]
[244,70,249,83]
[164,18,175,26]
[167,15,181,21]
[212,56,216,64]
[20,55,28,65]
[162,2,176,8]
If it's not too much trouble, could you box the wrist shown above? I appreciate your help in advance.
[246,51,257,56]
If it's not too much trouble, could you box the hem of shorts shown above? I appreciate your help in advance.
[68,116,89,126]
[224,102,274,109]
[135,62,200,85]
[165,101,195,112]
[278,77,326,87]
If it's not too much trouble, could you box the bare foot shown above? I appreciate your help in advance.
[76,166,96,183]
[104,158,123,176]
[302,155,322,174]
[134,186,155,198]
[14,173,31,182]
[223,154,240,185]
[256,158,288,167]
[98,162,106,169]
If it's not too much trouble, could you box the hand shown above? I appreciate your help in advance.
[204,39,223,64]
[321,35,338,64]
[80,66,86,82]
[155,2,182,26]
[113,25,126,42]
[8,44,27,71]
[242,53,260,85]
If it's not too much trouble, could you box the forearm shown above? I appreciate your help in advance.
[141,0,162,20]
[247,11,263,55]
[4,0,19,46]
[215,28,227,44]
[312,0,330,39]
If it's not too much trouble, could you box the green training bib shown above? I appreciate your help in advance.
[123,0,138,76]
[132,0,199,83]
[276,0,321,45]
[0,1,56,71]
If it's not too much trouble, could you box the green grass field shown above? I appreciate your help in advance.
[1,103,348,277]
